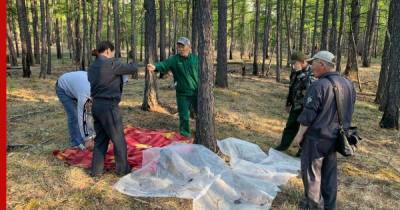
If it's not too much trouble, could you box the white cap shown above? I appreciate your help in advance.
[306,51,336,65]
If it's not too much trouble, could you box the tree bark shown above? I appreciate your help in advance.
[168,0,172,56]
[142,0,163,112]
[74,0,82,66]
[362,0,378,67]
[107,0,111,41]
[344,0,360,80]
[9,14,20,58]
[276,0,282,82]
[113,0,121,58]
[89,0,95,64]
[46,0,52,74]
[81,0,88,70]
[186,0,190,37]
[336,0,346,72]
[172,0,177,54]
[7,24,18,66]
[191,0,199,54]
[140,16,144,61]
[16,0,32,77]
[55,19,62,59]
[39,0,47,78]
[195,0,216,152]
[239,0,245,60]
[159,0,166,61]
[131,0,136,64]
[96,0,103,45]
[229,0,234,60]
[284,0,293,67]
[329,0,338,54]
[66,0,74,59]
[252,0,260,75]
[299,0,306,51]
[261,1,272,76]
[31,0,40,64]
[216,0,228,88]
[379,0,400,129]
[320,0,329,50]
[311,0,320,56]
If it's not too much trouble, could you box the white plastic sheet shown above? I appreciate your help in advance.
[114,138,300,210]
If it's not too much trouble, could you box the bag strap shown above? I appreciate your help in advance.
[326,76,344,129]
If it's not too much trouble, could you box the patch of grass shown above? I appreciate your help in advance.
[7,59,400,209]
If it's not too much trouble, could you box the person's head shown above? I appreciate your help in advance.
[307,51,336,78]
[176,37,191,57]
[290,51,308,71]
[92,41,115,58]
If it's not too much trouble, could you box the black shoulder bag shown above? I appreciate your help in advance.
[327,77,362,157]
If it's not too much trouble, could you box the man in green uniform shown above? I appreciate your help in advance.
[147,37,199,137]
[275,51,315,156]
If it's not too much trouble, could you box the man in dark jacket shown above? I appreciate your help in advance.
[88,41,139,177]
[293,51,356,210]
[275,51,315,156]
[147,37,199,137]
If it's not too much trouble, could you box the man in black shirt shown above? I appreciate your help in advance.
[275,52,315,156]
[293,51,356,210]
[88,41,139,177]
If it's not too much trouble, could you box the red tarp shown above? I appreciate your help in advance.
[53,126,192,170]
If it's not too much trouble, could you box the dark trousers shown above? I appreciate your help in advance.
[91,99,130,175]
[276,108,302,150]
[301,138,337,210]
[176,94,197,137]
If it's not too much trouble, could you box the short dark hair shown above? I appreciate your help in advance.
[92,41,115,57]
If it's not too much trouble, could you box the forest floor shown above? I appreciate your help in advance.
[6,55,400,209]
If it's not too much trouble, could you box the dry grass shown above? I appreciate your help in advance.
[7,59,399,210]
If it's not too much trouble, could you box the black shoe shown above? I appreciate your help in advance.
[116,166,132,176]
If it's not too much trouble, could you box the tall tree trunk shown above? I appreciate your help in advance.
[284,0,293,67]
[96,0,103,45]
[329,0,338,54]
[276,0,282,82]
[216,0,228,88]
[55,19,62,59]
[142,0,163,112]
[168,0,172,56]
[320,0,329,50]
[81,0,88,70]
[39,0,47,78]
[372,8,380,58]
[89,0,95,64]
[311,0,319,56]
[16,0,32,77]
[195,0,216,152]
[379,0,400,129]
[252,0,260,75]
[46,0,52,74]
[185,0,190,37]
[10,15,20,57]
[159,0,166,61]
[299,0,306,51]
[140,16,144,61]
[7,24,18,66]
[31,0,40,64]
[172,0,177,54]
[344,0,360,81]
[191,0,199,54]
[229,0,234,60]
[66,0,74,59]
[261,1,272,76]
[130,0,136,62]
[113,0,121,57]
[107,0,111,41]
[336,0,346,72]
[239,0,245,60]
[74,0,82,66]
[362,0,378,67]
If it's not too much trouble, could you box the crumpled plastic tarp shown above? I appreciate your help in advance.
[114,137,300,210]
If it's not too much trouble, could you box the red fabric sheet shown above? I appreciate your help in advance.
[53,126,192,170]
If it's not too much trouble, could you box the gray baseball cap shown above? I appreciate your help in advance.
[306,51,336,65]
[177,37,191,46]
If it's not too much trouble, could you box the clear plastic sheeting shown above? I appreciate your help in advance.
[114,138,301,210]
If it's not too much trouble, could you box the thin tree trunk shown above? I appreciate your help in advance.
[16,0,32,77]
[229,0,234,60]
[191,0,199,54]
[81,0,88,70]
[373,8,380,58]
[311,0,320,56]
[130,0,136,62]
[276,0,282,82]
[239,0,245,60]
[74,0,82,66]
[107,0,111,41]
[142,0,163,112]
[329,0,338,54]
[216,0,228,88]
[172,0,177,54]
[39,0,47,78]
[159,0,166,61]
[299,0,306,51]
[89,0,95,64]
[96,0,103,45]
[168,0,172,56]
[10,14,20,58]
[31,0,40,64]
[55,19,62,59]
[186,0,190,37]
[261,1,272,76]
[252,0,260,75]
[362,0,378,67]
[195,0,216,152]
[284,0,293,67]
[113,0,121,57]
[46,0,52,74]
[140,16,143,61]
[344,0,360,81]
[336,0,346,72]
[320,0,329,50]
[7,24,18,66]
[66,0,74,60]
